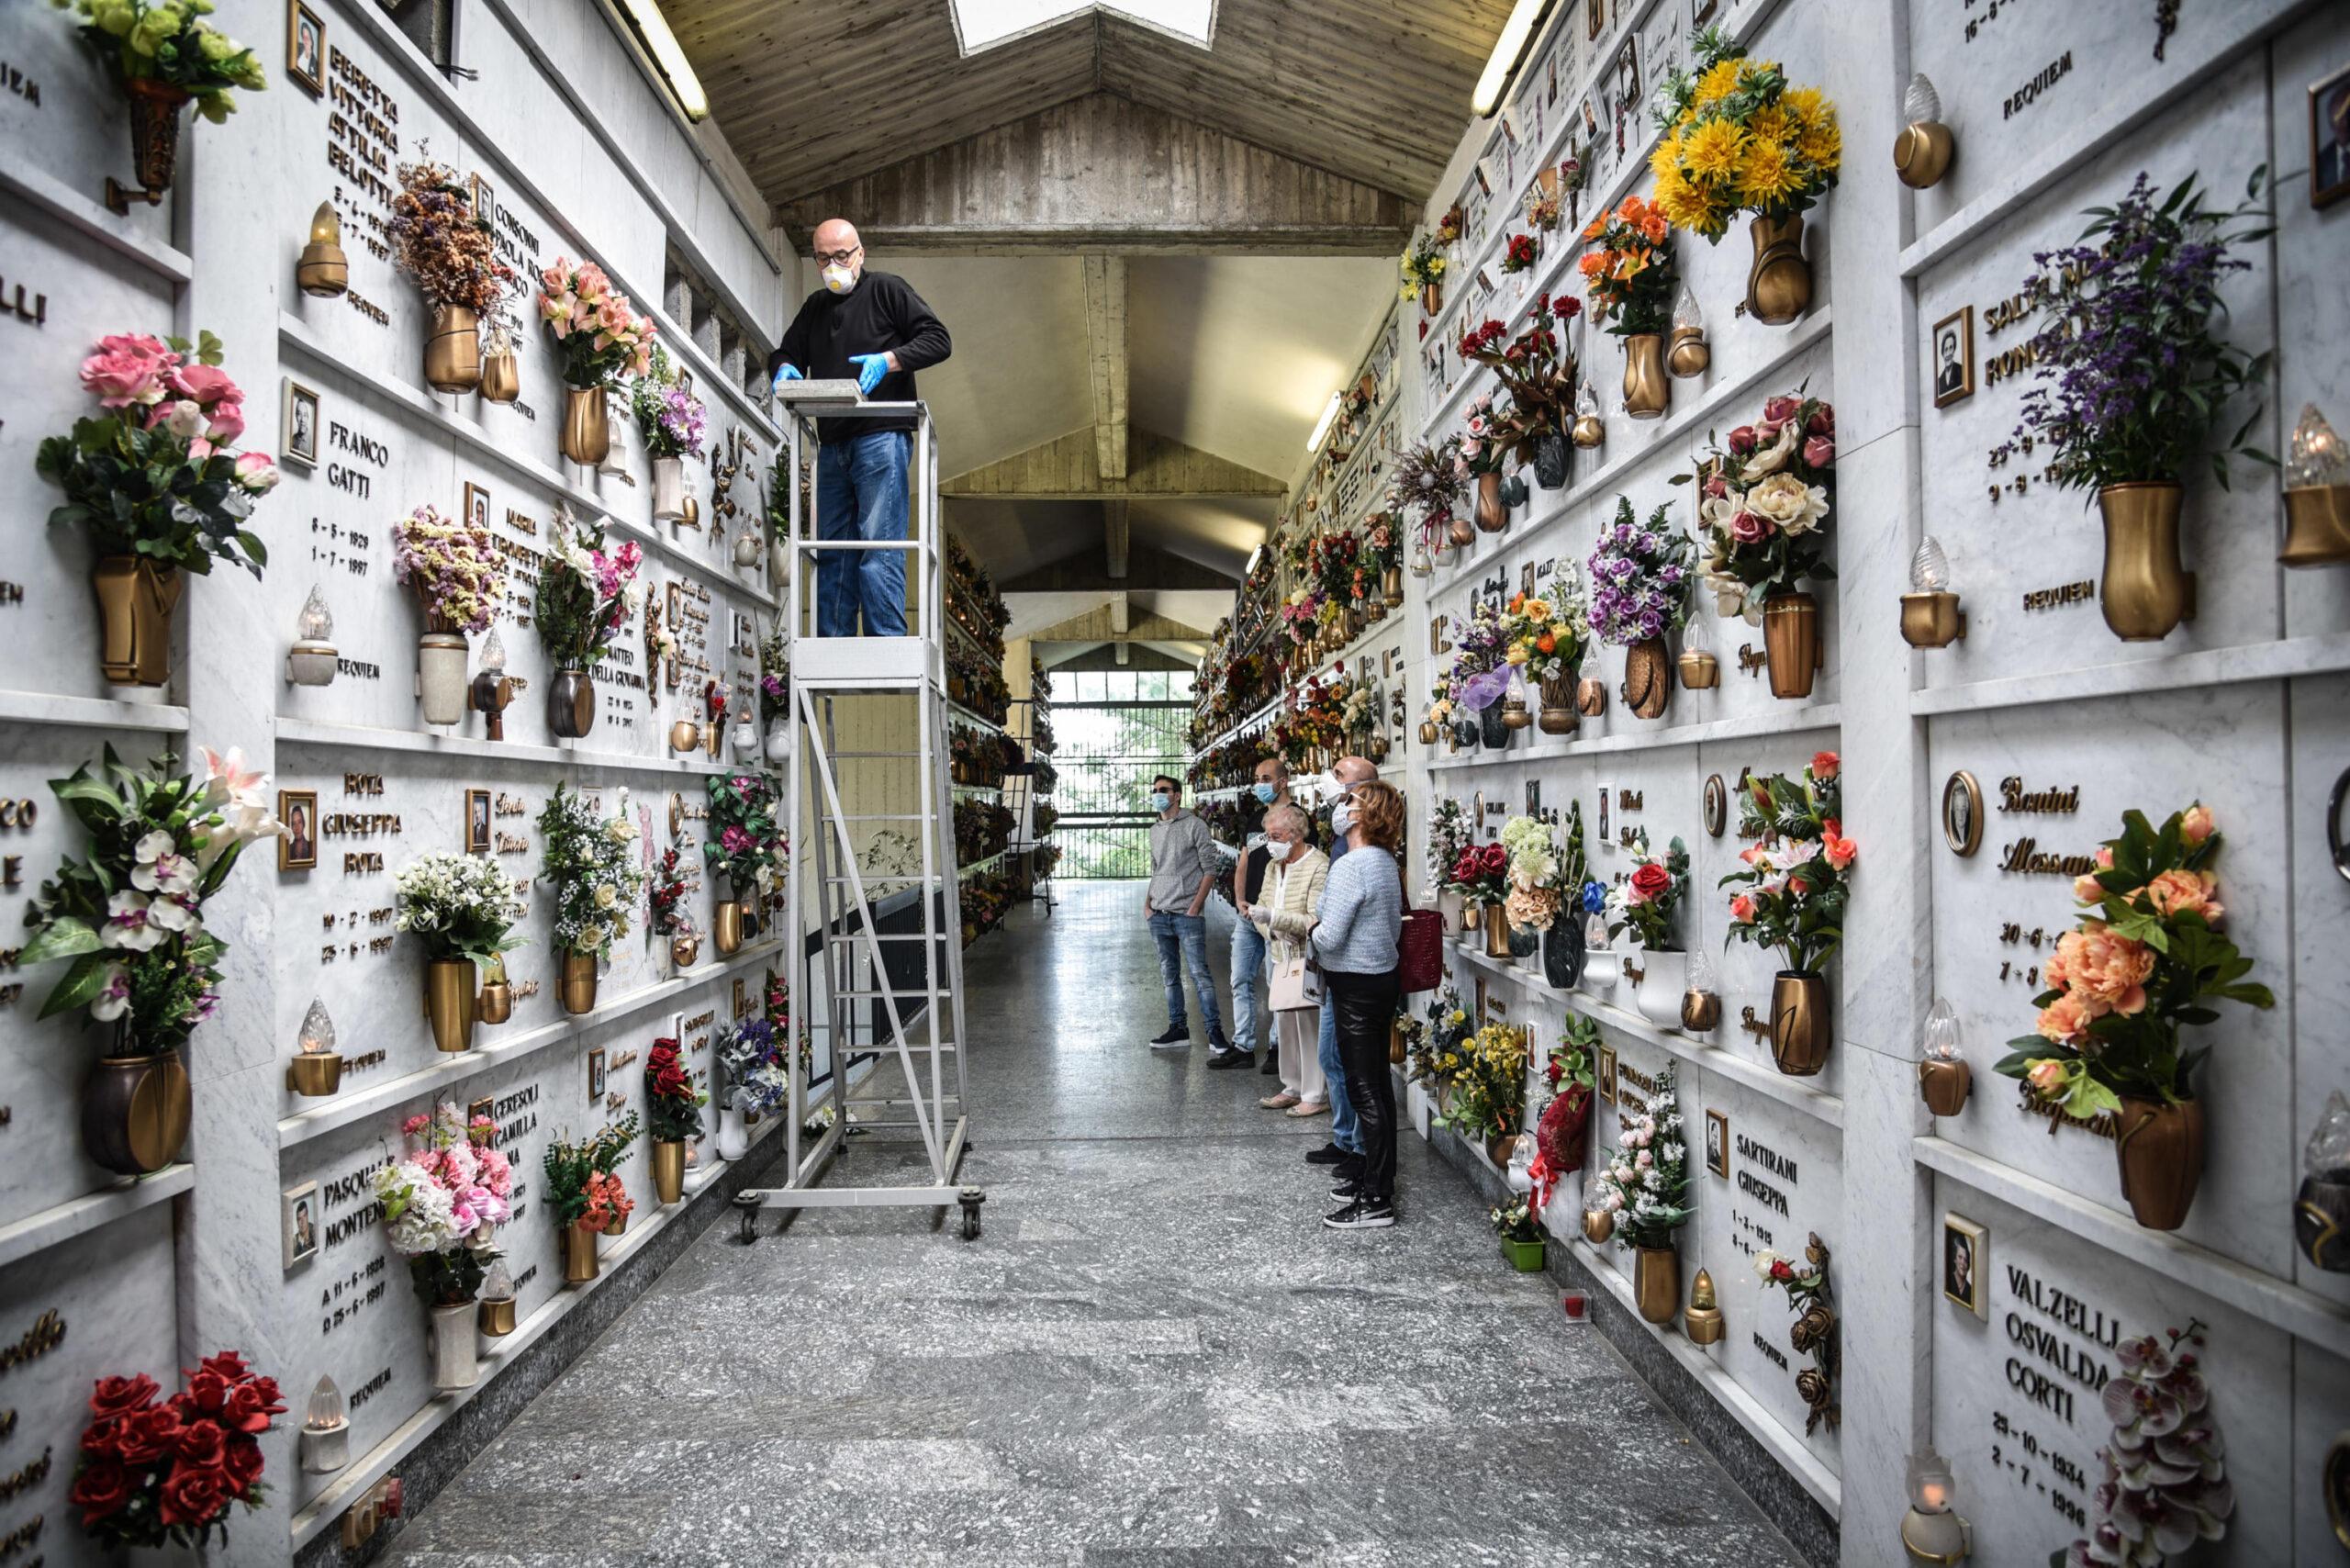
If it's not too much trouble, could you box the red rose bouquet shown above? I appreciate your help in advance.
[644,1036,706,1141]
[1606,834,1691,951]
[71,1353,283,1550]
[1447,839,1510,906]
[1500,231,1541,274]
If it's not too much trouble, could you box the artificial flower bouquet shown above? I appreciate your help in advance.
[1393,436,1467,534]
[62,0,265,123]
[40,330,274,580]
[1590,1062,1693,1248]
[1433,1022,1529,1143]
[538,782,646,961]
[631,345,709,460]
[389,160,516,316]
[648,844,691,937]
[392,850,527,966]
[1607,834,1691,952]
[1498,814,1565,935]
[715,1015,789,1116]
[1500,231,1540,274]
[375,1102,513,1305]
[1996,802,2271,1124]
[1440,600,1507,713]
[1446,839,1511,910]
[704,771,787,902]
[1492,1195,1545,1242]
[1361,510,1403,582]
[392,504,503,633]
[2059,1320,2233,1567]
[69,1351,283,1551]
[1425,798,1472,890]
[757,626,791,727]
[1458,294,1581,446]
[1457,392,1514,477]
[644,1036,705,1142]
[1400,232,1449,303]
[1499,583,1590,686]
[1649,29,1841,239]
[1579,195,1678,336]
[543,1112,639,1234]
[1720,751,1853,975]
[1683,390,1836,623]
[537,510,643,672]
[20,745,279,1054]
[1535,1011,1601,1177]
[537,257,655,389]
[1309,529,1363,609]
[1406,986,1472,1093]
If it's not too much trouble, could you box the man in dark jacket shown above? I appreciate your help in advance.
[767,218,951,636]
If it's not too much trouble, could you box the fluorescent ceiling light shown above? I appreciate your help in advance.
[1306,391,1341,453]
[1472,0,1550,117]
[1247,543,1264,573]
[617,0,708,121]
[951,0,1214,55]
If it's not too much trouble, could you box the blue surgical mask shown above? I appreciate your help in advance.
[1152,792,1172,812]
[1252,782,1278,804]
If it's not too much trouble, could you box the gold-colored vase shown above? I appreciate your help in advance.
[1473,472,1507,532]
[1622,637,1672,720]
[671,934,701,969]
[1634,1245,1681,1324]
[1419,282,1442,317]
[1582,1208,1615,1244]
[1667,325,1710,379]
[1460,901,1483,935]
[1571,412,1605,450]
[423,305,483,395]
[650,1140,686,1204]
[91,557,182,687]
[1418,720,1440,745]
[1745,212,1812,325]
[1769,971,1831,1077]
[1919,1058,1972,1116]
[1484,914,1515,962]
[1485,1130,1518,1168]
[1899,590,1966,648]
[560,385,611,465]
[1538,675,1578,735]
[713,902,744,956]
[1449,514,1477,547]
[1761,591,1820,700]
[560,951,599,1015]
[2115,1097,2204,1231]
[424,958,478,1053]
[1500,694,1531,730]
[562,1221,600,1284]
[478,1295,517,1337]
[2097,483,2194,642]
[1621,332,1669,420]
[2282,483,2350,566]
[285,1050,343,1096]
[478,350,520,405]
[83,1048,191,1177]
[1575,678,1608,717]
[1382,567,1405,609]
[1389,1020,1406,1066]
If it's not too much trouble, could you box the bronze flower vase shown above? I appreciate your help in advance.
[478,348,520,405]
[1745,212,1812,325]
[424,958,479,1053]
[563,1221,600,1284]
[2114,1097,2204,1231]
[651,1140,686,1204]
[2097,483,2194,642]
[713,901,744,956]
[548,668,595,738]
[1769,971,1831,1076]
[1382,567,1405,608]
[560,385,611,465]
[1582,1208,1615,1245]
[1634,1245,1681,1324]
[91,557,181,687]
[423,305,483,395]
[1484,913,1515,963]
[1485,1129,1519,1168]
[1419,282,1442,317]
[1538,675,1579,735]
[1473,472,1507,532]
[1621,333,1669,420]
[476,956,513,1025]
[560,951,599,1015]
[2281,478,2350,566]
[107,78,192,212]
[1919,1058,1972,1116]
[1622,637,1673,720]
[83,1046,191,1177]
[1460,901,1483,937]
[1761,592,1821,700]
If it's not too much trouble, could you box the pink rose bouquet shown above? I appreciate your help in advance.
[537,258,655,389]
[1676,387,1834,622]
[374,1103,514,1305]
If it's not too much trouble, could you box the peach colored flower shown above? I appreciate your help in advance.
[2143,868,2222,924]
[1811,751,1839,778]
[1822,831,1857,871]
[2179,804,2214,845]
[2073,872,2105,903]
[2054,923,2153,1016]
[1729,894,1756,923]
[2027,1057,2074,1094]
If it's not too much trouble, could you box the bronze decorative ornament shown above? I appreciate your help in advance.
[1582,1208,1615,1244]
[1919,1058,1971,1115]
[1703,774,1728,838]
[1942,771,1984,857]
[1683,1268,1725,1345]
[1893,74,1955,189]
[2097,482,2195,641]
[1677,647,1719,689]
[105,77,192,215]
[2281,403,2350,566]
[477,956,514,1025]
[1681,987,1721,1033]
[297,201,349,297]
[1900,591,1966,648]
[286,1000,344,1095]
[477,1294,517,1337]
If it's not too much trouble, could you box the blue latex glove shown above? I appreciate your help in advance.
[848,353,890,396]
[770,364,802,392]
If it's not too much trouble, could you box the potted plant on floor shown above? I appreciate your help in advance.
[1591,1061,1693,1323]
[1992,170,2274,642]
[1492,1195,1549,1271]
[1720,752,1854,1075]
[1606,834,1692,1034]
[537,258,655,466]
[20,745,280,1175]
[543,1114,637,1284]
[393,851,526,1052]
[1580,195,1679,419]
[632,347,708,524]
[644,1035,704,1204]
[1587,498,1694,721]
[538,783,646,1014]
[703,771,785,954]
[389,160,518,395]
[535,510,643,738]
[67,1350,283,1552]
[1996,802,2271,1230]
[392,504,504,727]
[1684,390,1837,700]
[374,1103,512,1393]
[62,0,263,211]
[39,330,274,687]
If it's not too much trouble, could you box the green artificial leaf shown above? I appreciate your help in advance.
[2067,1076,2123,1122]
[1994,1047,2042,1077]
[19,916,103,966]
[37,951,115,1020]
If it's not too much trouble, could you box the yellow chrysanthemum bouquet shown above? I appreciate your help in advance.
[1649,28,1840,323]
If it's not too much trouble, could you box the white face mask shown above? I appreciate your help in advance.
[1331,801,1356,835]
[822,262,856,295]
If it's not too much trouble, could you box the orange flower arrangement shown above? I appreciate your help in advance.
[1579,195,1678,337]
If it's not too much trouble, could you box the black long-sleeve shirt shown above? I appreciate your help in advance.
[768,270,950,445]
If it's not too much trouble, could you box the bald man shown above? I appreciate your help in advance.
[768,218,952,637]
[1304,754,1382,1175]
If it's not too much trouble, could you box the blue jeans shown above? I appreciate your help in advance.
[1229,919,1268,1055]
[1319,995,1360,1151]
[1148,912,1225,1043]
[815,431,911,637]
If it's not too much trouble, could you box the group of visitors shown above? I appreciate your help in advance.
[1145,759,1405,1230]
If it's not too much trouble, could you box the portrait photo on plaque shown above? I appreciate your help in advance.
[471,172,498,233]
[283,1181,319,1270]
[588,1047,607,1103]
[2312,62,2350,209]
[1930,305,1975,408]
[1942,769,1984,857]
[464,789,493,855]
[285,0,325,96]
[278,790,318,870]
[281,379,320,469]
[1704,1108,1729,1178]
[464,481,492,536]
[468,1095,495,1134]
[1942,1213,1989,1318]
[1595,1043,1618,1103]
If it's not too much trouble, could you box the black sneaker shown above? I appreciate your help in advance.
[1205,1034,1235,1055]
[1149,1026,1190,1048]
[1329,1178,1361,1201]
[1304,1142,1349,1166]
[1323,1199,1396,1230]
[1259,1052,1280,1075]
[1206,1049,1251,1070]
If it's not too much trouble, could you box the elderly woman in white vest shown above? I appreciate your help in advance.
[1248,804,1330,1115]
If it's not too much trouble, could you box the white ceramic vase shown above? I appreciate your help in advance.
[652,455,687,522]
[1580,946,1620,995]
[417,633,468,727]
[1634,947,1688,1034]
[429,1301,478,1393]
[764,720,790,764]
[730,720,760,760]
[716,1103,749,1161]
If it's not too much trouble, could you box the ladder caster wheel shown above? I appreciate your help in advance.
[958,1187,985,1242]
[732,1193,762,1245]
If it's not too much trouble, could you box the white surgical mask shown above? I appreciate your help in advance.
[1152,792,1172,812]
[822,263,856,295]
[1331,801,1356,834]
[1265,836,1292,855]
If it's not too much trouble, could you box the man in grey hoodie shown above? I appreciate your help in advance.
[1143,774,1229,1053]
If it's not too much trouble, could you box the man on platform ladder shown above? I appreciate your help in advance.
[767,218,953,637]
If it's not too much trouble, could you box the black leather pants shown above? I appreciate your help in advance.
[1324,967,1402,1203]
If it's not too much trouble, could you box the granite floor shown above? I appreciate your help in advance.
[383,880,1805,1567]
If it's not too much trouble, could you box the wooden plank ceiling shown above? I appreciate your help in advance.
[666,0,1519,207]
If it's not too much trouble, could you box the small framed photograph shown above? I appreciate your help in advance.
[467,1095,495,1135]
[464,481,492,535]
[278,790,318,870]
[1704,1108,1729,1177]
[1942,770,1984,857]
[464,788,492,854]
[470,171,497,232]
[2311,62,2350,209]
[1703,773,1728,839]
[281,379,320,469]
[283,1181,319,1270]
[285,0,325,97]
[588,1047,607,1103]
[1942,1214,1989,1318]
[1519,561,1536,598]
[666,582,685,627]
[1595,1043,1618,1102]
[1586,0,1603,40]
[668,790,685,837]
[1930,305,1976,409]
[733,977,749,1018]
[1595,781,1613,843]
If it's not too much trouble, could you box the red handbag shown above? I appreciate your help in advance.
[1397,906,1445,993]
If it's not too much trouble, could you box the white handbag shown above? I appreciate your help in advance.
[1265,862,1322,1012]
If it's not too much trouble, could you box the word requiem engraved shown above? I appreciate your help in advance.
[2021,579,2096,613]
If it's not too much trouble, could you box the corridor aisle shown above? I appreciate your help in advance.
[384,882,1805,1567]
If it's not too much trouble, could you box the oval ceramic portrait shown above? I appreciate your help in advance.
[1942,770,1984,857]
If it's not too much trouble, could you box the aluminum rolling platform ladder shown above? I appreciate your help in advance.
[734,385,980,1242]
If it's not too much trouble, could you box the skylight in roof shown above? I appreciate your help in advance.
[950,0,1215,55]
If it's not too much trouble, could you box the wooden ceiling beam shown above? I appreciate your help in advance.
[944,427,1286,503]
[1102,499,1131,579]
[1083,256,1128,484]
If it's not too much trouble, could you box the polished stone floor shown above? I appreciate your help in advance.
[385,881,1803,1567]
